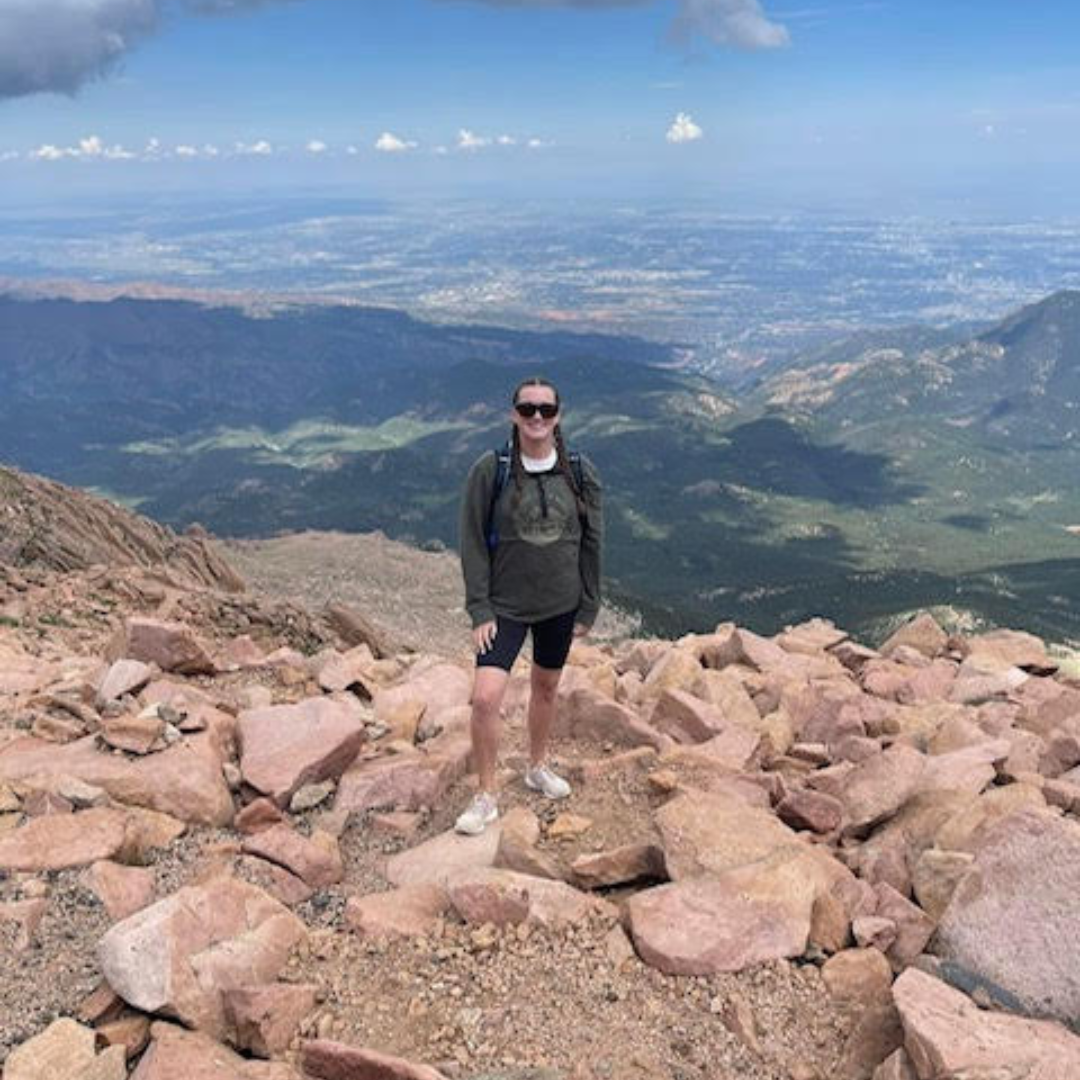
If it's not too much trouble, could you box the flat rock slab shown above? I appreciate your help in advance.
[130,1022,301,1079]
[385,824,502,887]
[345,883,450,939]
[241,823,343,888]
[0,733,234,825]
[894,967,1080,1080]
[4,1017,127,1080]
[627,877,808,975]
[334,752,463,815]
[303,1038,449,1080]
[116,618,216,676]
[841,744,926,832]
[934,808,1080,1030]
[83,859,157,920]
[446,867,612,928]
[238,697,365,806]
[98,875,306,1039]
[0,806,133,871]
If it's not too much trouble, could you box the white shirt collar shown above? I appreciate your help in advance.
[521,449,558,473]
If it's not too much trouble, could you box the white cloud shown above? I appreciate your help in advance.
[457,128,492,151]
[175,144,200,157]
[306,139,328,153]
[666,111,703,143]
[496,134,516,146]
[375,131,417,153]
[235,139,274,155]
[526,137,547,149]
[435,0,789,51]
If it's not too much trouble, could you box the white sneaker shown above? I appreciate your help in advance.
[455,792,499,835]
[524,764,571,800]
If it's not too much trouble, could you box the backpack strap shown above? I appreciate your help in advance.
[485,443,512,552]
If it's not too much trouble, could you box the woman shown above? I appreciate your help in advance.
[455,376,603,835]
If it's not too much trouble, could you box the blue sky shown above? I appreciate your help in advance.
[2,0,1079,213]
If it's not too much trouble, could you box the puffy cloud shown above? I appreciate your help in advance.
[27,133,135,159]
[457,128,491,150]
[306,139,328,153]
[496,134,516,146]
[0,0,158,99]
[30,144,71,161]
[435,0,789,50]
[666,111,703,143]
[235,139,274,155]
[375,131,417,152]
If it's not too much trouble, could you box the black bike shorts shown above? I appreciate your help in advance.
[476,609,577,673]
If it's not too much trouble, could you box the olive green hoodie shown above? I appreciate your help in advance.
[459,450,603,629]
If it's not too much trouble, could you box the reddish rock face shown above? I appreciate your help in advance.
[82,860,157,921]
[302,1040,449,1080]
[445,867,610,928]
[0,806,135,871]
[4,1017,128,1080]
[334,751,463,816]
[223,984,317,1058]
[384,824,502,888]
[130,1021,301,1079]
[571,843,666,890]
[893,968,1080,1079]
[777,789,843,834]
[0,732,234,825]
[934,808,1080,1030]
[627,877,808,975]
[113,617,216,676]
[563,687,669,749]
[841,744,927,833]
[238,696,365,806]
[241,824,343,889]
[344,883,449,940]
[97,876,307,1040]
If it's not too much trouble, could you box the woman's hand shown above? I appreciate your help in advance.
[573,622,590,639]
[473,620,498,654]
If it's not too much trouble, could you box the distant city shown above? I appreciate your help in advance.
[3,197,1079,381]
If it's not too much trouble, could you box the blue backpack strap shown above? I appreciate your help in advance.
[485,443,512,552]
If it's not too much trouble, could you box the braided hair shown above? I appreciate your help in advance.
[510,377,586,519]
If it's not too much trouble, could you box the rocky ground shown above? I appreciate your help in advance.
[2,478,1080,1080]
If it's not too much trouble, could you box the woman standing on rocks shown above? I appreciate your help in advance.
[455,376,603,835]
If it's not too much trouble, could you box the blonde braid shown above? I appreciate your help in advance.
[554,424,586,520]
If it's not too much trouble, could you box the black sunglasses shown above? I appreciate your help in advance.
[514,402,559,419]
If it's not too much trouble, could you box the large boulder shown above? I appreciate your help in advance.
[238,697,365,806]
[384,824,502,887]
[334,751,465,815]
[130,1022,301,1079]
[933,808,1080,1029]
[111,617,216,675]
[0,807,135,871]
[445,867,610,928]
[841,744,927,833]
[98,876,306,1039]
[893,967,1080,1079]
[627,877,808,975]
[0,732,233,825]
[4,1018,127,1080]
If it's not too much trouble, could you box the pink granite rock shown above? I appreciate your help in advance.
[98,876,306,1039]
[238,696,365,806]
[97,659,156,706]
[841,744,926,833]
[777,789,843,834]
[0,807,134,871]
[344,883,450,939]
[570,842,666,889]
[0,733,234,825]
[627,877,808,975]
[384,824,502,887]
[563,687,668,749]
[934,808,1080,1029]
[334,751,464,815]
[130,1021,300,1079]
[649,688,730,743]
[302,1040,448,1080]
[113,618,215,675]
[446,867,609,928]
[83,860,157,920]
[893,967,1080,1080]
[223,983,317,1057]
[241,824,343,889]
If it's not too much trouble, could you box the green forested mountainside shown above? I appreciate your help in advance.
[1,291,1078,644]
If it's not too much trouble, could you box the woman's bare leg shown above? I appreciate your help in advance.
[527,663,564,767]
[470,665,511,793]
